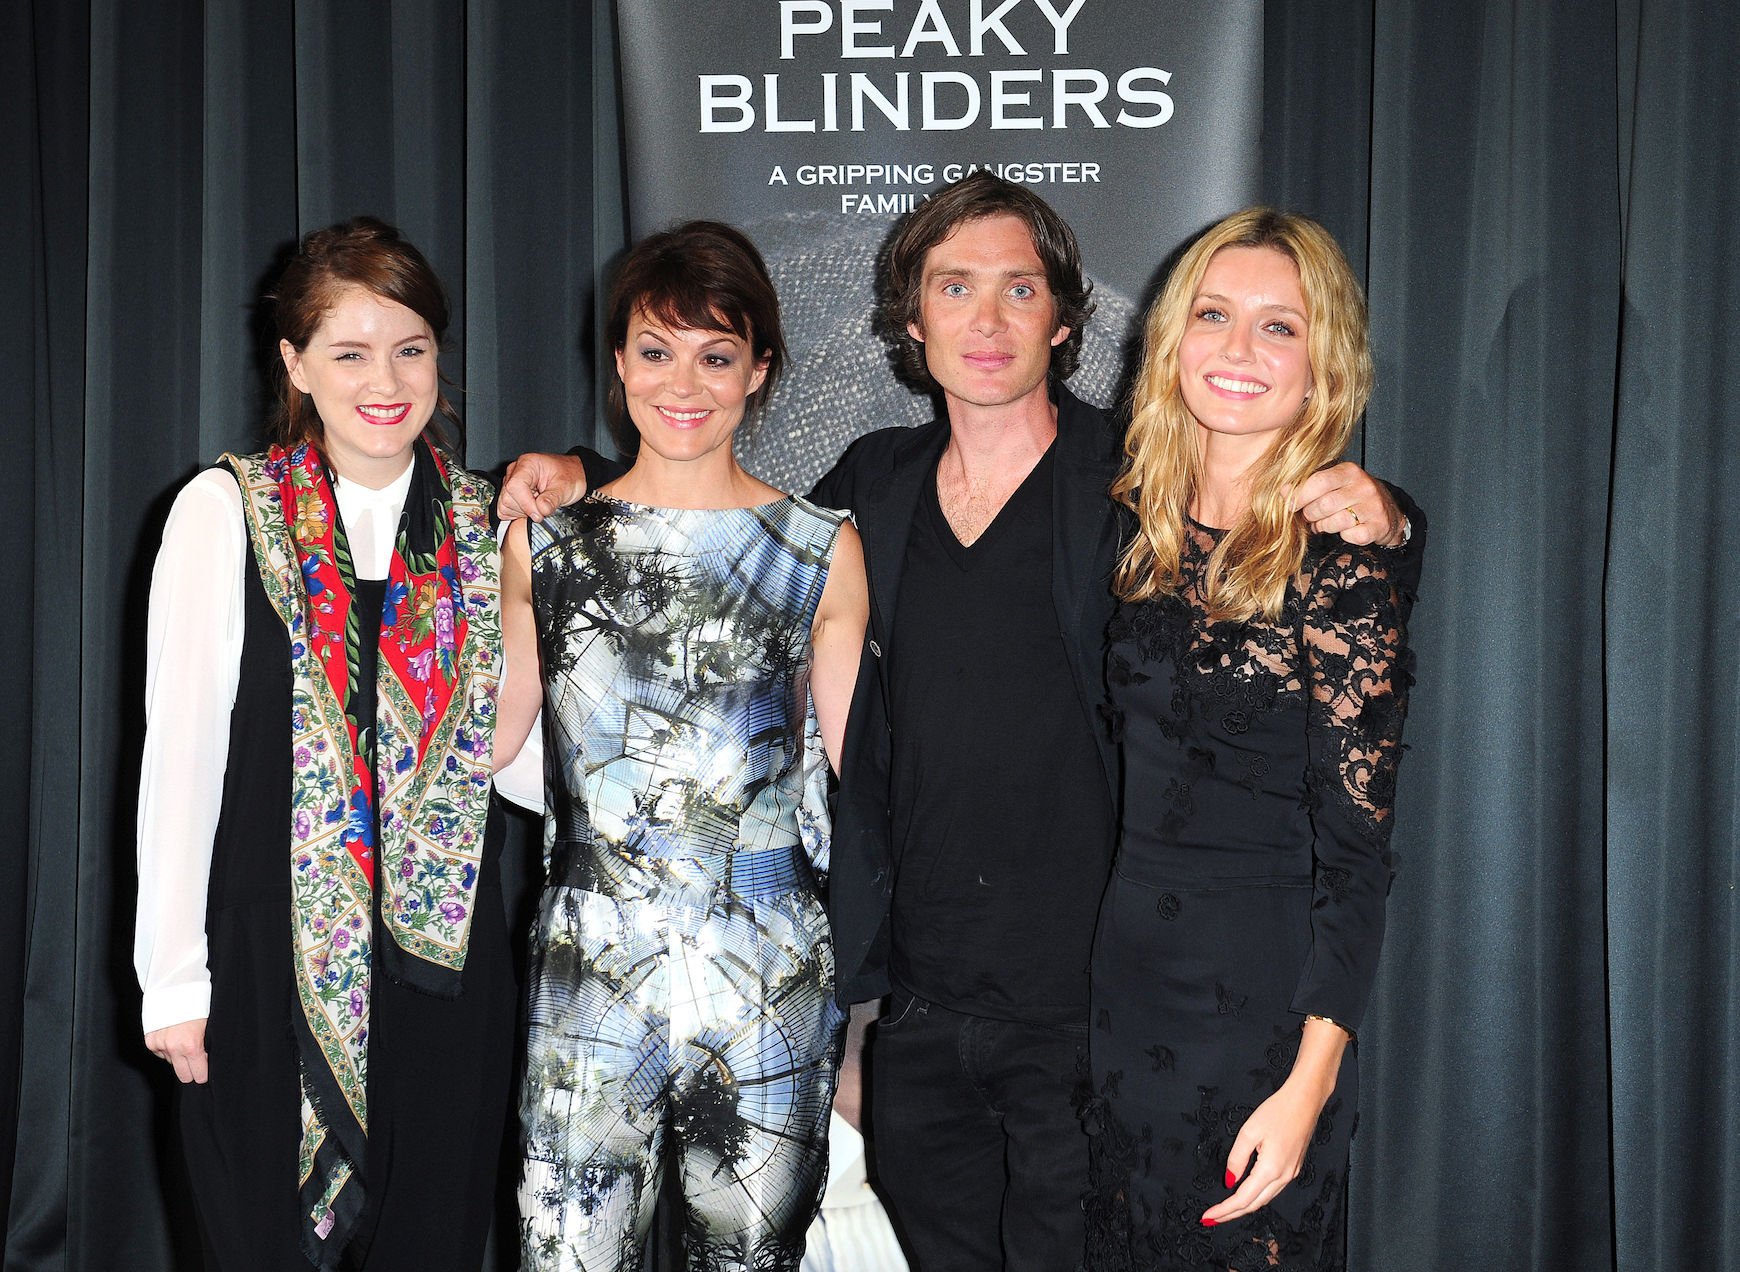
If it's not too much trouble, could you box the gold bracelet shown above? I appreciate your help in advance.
[1304,1013,1356,1040]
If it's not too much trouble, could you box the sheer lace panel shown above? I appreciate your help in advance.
[1108,524,1306,722]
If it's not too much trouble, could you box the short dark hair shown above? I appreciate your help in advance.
[605,220,787,429]
[268,217,460,452]
[883,171,1094,386]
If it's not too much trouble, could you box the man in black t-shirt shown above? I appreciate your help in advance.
[497,175,1416,1272]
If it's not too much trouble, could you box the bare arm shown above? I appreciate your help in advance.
[493,519,543,769]
[808,522,868,774]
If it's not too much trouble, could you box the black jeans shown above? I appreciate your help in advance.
[871,992,1090,1272]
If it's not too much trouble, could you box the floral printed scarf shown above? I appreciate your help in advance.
[223,440,502,1267]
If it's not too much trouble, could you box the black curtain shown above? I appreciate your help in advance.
[2,2,609,1267]
[1264,1,1739,1268]
[6,2,1737,1269]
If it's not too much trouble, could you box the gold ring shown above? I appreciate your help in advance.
[1346,504,1361,526]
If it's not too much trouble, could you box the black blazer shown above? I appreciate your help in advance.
[809,383,1127,1005]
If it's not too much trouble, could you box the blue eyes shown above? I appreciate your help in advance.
[1193,309,1297,337]
[940,282,1040,299]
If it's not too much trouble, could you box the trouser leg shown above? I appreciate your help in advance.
[176,928,304,1272]
[357,856,519,1271]
[968,1015,1090,1272]
[176,1077,305,1272]
[870,995,1007,1272]
[671,889,842,1272]
[519,887,669,1272]
[872,996,1091,1272]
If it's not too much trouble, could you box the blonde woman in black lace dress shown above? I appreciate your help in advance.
[1083,209,1417,1271]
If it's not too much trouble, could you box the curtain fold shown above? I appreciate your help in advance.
[461,0,602,465]
[0,0,58,1245]
[6,1,1738,1267]
[1606,3,1740,1269]
[1264,1,1740,1267]
[1362,4,1622,1267]
[198,0,299,453]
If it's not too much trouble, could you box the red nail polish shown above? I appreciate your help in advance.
[1225,1169,1237,1189]
[1201,1217,1218,1227]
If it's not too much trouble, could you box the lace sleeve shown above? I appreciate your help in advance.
[1289,544,1416,1033]
[1375,480,1427,626]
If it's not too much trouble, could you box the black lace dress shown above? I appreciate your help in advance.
[1083,521,1413,1271]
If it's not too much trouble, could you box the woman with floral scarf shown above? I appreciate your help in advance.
[135,218,537,1270]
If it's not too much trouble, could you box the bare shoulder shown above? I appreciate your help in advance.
[829,518,864,563]
[816,520,867,617]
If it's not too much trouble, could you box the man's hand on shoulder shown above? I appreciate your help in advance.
[1292,462,1408,548]
[498,452,590,522]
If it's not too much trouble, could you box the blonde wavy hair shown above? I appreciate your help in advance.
[1112,207,1374,621]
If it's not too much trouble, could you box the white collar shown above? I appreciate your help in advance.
[334,461,415,579]
[333,460,415,511]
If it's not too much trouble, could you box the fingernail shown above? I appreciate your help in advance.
[1225,1169,1237,1189]
[1201,1217,1218,1227]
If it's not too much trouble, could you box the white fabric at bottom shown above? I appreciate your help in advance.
[801,1114,909,1272]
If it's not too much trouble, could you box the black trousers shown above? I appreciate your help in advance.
[871,992,1090,1272]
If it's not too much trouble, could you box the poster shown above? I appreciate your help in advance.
[615,0,1262,486]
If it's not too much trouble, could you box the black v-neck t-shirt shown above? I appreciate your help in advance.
[886,445,1113,1025]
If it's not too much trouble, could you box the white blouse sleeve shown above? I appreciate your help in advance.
[135,469,246,1035]
[491,706,545,812]
[489,516,546,814]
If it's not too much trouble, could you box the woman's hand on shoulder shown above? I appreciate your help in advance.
[145,1018,209,1085]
